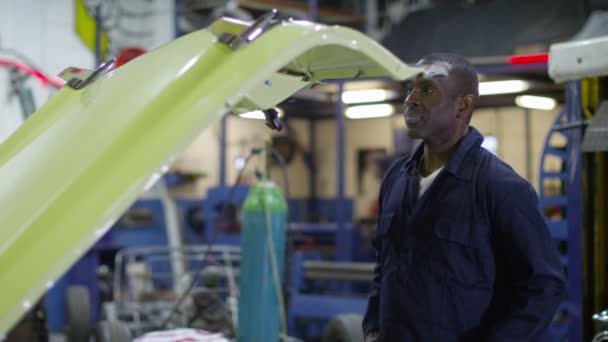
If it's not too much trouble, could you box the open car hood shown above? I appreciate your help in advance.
[0,15,422,335]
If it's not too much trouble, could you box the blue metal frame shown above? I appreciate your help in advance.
[287,251,369,339]
[174,0,181,38]
[474,62,548,75]
[539,110,569,241]
[280,83,358,329]
[538,81,584,342]
[308,0,319,21]
[336,81,351,261]
[94,5,103,66]
[308,119,317,221]
[538,109,570,341]
[220,116,227,187]
[566,81,584,342]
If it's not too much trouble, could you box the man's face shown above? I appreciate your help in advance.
[403,61,460,141]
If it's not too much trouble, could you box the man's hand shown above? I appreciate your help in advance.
[365,331,380,342]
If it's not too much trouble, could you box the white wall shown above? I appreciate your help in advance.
[0,0,307,201]
[316,116,395,198]
[308,106,560,217]
[313,115,398,216]
[171,116,312,198]
[0,0,174,142]
[0,0,93,141]
[470,106,562,192]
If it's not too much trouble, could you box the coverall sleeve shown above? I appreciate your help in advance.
[362,175,388,336]
[488,181,566,341]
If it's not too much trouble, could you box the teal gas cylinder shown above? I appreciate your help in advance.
[237,180,287,342]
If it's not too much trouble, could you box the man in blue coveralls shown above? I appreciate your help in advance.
[362,53,565,341]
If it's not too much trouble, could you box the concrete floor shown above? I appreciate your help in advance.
[49,333,66,342]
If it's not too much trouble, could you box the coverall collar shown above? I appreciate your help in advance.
[403,126,485,181]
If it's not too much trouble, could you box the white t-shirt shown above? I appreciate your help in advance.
[418,166,444,198]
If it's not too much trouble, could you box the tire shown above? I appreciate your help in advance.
[322,314,364,342]
[96,320,132,342]
[65,286,92,342]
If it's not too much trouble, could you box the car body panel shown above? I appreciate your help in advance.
[0,17,421,335]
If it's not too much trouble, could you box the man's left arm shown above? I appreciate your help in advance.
[488,181,566,341]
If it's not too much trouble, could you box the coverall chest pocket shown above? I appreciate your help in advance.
[431,219,487,286]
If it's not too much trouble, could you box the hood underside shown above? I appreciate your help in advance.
[0,16,422,335]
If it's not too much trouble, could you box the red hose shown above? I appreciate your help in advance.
[0,58,64,88]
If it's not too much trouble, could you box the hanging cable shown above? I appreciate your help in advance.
[269,146,290,341]
[268,145,290,199]
[160,144,291,336]
[264,193,289,341]
[251,143,290,340]
[0,58,64,88]
[161,146,263,328]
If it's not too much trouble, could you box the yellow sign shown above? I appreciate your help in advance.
[75,0,109,58]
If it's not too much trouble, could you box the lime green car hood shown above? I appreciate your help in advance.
[0,17,421,335]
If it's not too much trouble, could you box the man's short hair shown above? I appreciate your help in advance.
[420,53,479,100]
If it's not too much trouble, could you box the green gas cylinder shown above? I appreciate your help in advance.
[237,180,287,342]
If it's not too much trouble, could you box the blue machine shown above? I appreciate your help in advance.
[203,185,250,246]
[287,251,371,338]
[285,222,373,340]
[45,194,206,332]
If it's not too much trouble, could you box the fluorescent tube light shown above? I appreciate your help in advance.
[345,104,394,119]
[341,89,397,104]
[515,95,556,110]
[479,80,530,95]
[238,108,284,119]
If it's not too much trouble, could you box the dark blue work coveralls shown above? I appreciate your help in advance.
[362,127,566,341]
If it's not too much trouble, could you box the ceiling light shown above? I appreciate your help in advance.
[341,89,397,104]
[238,108,284,120]
[479,80,530,96]
[515,95,556,110]
[345,104,394,119]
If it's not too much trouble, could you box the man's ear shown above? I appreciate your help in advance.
[457,94,475,118]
